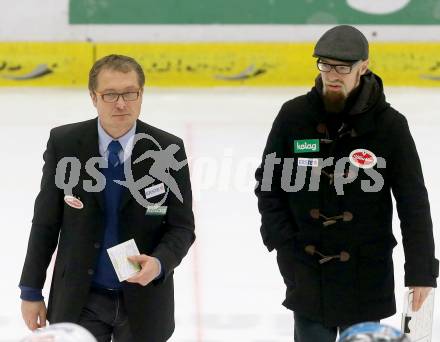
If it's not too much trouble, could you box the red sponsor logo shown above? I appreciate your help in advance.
[64,195,83,209]
[349,149,377,168]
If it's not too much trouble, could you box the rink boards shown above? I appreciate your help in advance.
[1,42,440,87]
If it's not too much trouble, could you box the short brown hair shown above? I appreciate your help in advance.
[88,54,145,92]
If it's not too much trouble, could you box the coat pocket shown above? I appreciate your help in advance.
[276,238,319,287]
[276,240,322,312]
[357,236,397,302]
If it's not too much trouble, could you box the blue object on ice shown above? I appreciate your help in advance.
[338,322,410,341]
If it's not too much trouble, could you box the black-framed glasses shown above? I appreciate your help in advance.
[317,60,361,74]
[95,89,141,103]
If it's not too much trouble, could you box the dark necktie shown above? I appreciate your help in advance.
[108,140,122,167]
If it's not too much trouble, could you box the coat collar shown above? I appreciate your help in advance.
[308,71,389,137]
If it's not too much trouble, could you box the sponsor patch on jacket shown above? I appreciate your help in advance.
[349,149,377,169]
[145,206,167,216]
[297,157,319,167]
[144,183,165,199]
[294,139,320,153]
[64,195,83,209]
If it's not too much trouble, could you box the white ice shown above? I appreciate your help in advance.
[0,87,438,341]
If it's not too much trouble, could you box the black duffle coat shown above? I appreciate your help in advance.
[255,72,438,327]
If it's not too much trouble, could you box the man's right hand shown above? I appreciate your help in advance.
[21,300,47,331]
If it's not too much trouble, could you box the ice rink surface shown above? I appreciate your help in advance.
[0,87,438,341]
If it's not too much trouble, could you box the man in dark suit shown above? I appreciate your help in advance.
[19,54,195,342]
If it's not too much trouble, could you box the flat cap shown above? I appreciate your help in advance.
[313,25,369,61]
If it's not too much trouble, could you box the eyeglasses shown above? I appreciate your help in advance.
[317,60,361,74]
[95,89,141,103]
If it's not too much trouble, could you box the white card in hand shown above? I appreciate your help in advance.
[401,289,435,342]
[107,239,141,282]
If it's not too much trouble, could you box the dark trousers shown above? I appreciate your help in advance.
[294,312,353,342]
[78,287,134,342]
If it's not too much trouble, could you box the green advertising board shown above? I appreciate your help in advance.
[70,0,440,25]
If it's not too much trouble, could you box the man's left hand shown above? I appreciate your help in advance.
[126,254,161,286]
[410,287,432,312]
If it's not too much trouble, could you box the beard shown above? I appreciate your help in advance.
[322,70,361,113]
[322,86,347,113]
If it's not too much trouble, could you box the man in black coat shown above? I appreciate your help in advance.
[255,25,438,342]
[19,54,195,342]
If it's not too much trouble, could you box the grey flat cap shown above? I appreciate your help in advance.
[313,25,369,61]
